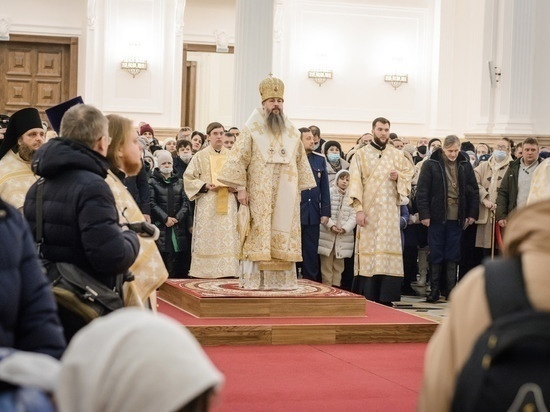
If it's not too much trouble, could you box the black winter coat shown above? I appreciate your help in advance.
[416,149,479,224]
[173,156,189,179]
[0,199,66,359]
[149,169,192,252]
[125,162,151,215]
[23,138,140,289]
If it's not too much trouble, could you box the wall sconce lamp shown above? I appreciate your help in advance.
[121,58,148,78]
[308,70,333,87]
[384,74,408,90]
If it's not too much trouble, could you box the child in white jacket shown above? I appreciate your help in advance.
[318,170,357,287]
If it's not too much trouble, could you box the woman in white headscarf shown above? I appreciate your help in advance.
[55,308,224,412]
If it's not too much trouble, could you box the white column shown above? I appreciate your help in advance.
[492,0,536,134]
[233,0,274,128]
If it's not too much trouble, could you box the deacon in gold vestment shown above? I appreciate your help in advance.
[184,122,240,279]
[218,75,316,290]
[0,108,45,209]
[348,117,413,304]
[105,114,168,309]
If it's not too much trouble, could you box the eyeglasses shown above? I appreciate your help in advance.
[98,135,112,144]
[495,145,508,150]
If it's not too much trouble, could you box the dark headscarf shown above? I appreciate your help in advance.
[323,140,343,158]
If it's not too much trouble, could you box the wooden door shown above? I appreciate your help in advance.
[0,34,78,123]
[180,43,234,129]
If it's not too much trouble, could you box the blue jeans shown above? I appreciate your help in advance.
[428,220,462,264]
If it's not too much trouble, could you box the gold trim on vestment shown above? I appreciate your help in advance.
[258,261,294,271]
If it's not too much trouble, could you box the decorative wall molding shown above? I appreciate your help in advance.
[175,0,186,36]
[9,23,82,37]
[87,0,97,29]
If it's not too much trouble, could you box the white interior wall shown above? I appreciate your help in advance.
[2,0,550,137]
[278,0,434,136]
[182,0,236,45]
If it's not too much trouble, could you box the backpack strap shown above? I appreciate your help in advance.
[484,256,531,320]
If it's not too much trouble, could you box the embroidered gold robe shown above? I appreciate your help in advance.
[106,171,168,307]
[0,151,37,210]
[183,146,240,278]
[348,144,414,278]
[218,109,316,264]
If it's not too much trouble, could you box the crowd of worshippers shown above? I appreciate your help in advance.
[1,102,548,308]
[1,85,550,410]
[78,121,550,305]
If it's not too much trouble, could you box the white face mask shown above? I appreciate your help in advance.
[159,167,173,175]
[493,150,507,163]
[179,153,192,163]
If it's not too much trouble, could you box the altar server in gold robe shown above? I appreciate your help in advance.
[183,122,240,279]
[0,108,45,210]
[348,117,414,305]
[217,75,316,290]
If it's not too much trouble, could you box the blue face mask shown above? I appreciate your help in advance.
[327,153,340,162]
[493,150,507,162]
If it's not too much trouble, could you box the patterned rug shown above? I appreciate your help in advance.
[165,279,361,299]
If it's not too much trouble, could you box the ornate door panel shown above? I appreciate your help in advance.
[0,35,77,122]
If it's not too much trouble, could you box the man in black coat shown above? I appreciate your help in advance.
[24,104,140,341]
[416,135,479,302]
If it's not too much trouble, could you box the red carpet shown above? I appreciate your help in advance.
[206,343,426,412]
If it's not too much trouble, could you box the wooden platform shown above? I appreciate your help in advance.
[159,279,367,318]
[158,279,439,346]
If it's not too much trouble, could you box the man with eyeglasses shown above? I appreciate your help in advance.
[474,139,514,258]
[23,103,140,342]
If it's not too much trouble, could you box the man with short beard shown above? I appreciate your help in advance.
[348,117,414,305]
[0,108,45,210]
[218,75,316,290]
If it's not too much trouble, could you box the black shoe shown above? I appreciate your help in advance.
[426,292,440,303]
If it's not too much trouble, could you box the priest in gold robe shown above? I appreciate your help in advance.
[217,75,316,290]
[0,108,45,210]
[348,117,414,305]
[183,122,240,279]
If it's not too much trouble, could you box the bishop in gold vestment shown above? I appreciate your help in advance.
[348,117,413,304]
[218,75,316,290]
[184,126,240,279]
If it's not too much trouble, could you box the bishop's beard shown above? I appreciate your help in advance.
[265,110,287,136]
